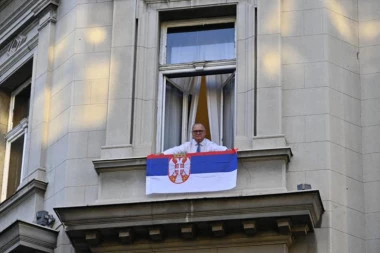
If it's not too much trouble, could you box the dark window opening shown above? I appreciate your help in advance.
[6,135,24,198]
[12,85,30,127]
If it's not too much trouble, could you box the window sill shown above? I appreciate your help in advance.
[93,147,292,173]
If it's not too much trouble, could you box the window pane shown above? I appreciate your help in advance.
[7,135,24,198]
[13,85,31,127]
[164,82,183,150]
[223,75,235,148]
[166,23,235,64]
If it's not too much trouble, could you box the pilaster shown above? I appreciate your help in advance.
[102,0,137,159]
[235,0,256,150]
[131,2,159,157]
[25,3,58,183]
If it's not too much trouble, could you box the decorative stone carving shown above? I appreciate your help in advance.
[85,231,102,246]
[243,220,257,235]
[180,224,197,239]
[276,218,292,235]
[119,228,135,244]
[149,226,164,241]
[7,35,27,56]
[211,222,226,237]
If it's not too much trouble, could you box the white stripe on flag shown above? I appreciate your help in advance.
[146,170,237,194]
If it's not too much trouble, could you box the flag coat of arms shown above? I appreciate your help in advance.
[146,149,238,194]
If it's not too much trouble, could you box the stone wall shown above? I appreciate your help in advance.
[359,1,380,252]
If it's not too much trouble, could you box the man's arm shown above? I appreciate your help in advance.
[206,140,228,152]
[162,142,190,155]
[211,144,228,151]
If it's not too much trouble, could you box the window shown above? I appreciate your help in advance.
[165,23,235,64]
[158,18,236,151]
[1,80,30,201]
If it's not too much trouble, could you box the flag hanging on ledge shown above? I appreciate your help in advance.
[146,149,238,195]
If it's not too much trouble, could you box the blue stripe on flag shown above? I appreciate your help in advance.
[146,152,237,176]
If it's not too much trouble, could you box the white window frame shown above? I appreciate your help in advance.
[157,17,237,152]
[1,79,30,201]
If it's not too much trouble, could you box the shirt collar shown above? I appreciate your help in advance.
[192,138,206,145]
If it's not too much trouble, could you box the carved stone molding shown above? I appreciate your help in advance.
[7,35,27,57]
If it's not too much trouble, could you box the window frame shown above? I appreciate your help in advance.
[157,17,237,152]
[1,79,31,201]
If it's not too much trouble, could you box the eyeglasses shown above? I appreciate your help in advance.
[192,130,204,134]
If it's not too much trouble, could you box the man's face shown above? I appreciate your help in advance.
[192,124,206,143]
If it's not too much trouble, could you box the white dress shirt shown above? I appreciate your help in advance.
[163,138,227,155]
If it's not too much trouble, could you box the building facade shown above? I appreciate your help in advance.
[0,0,378,252]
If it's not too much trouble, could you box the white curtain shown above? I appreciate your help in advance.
[187,77,201,140]
[166,76,202,142]
[165,73,234,147]
[164,81,183,149]
[206,75,222,144]
[206,74,232,145]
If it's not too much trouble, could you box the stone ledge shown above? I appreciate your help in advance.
[55,190,323,251]
[93,147,292,173]
[237,148,292,161]
[0,179,47,214]
[93,156,147,172]
[0,220,58,253]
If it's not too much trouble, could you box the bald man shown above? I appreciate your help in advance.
[162,123,227,155]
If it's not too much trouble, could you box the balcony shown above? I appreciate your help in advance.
[93,148,293,203]
[54,147,324,252]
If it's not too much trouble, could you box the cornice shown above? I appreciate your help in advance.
[0,220,58,253]
[56,191,323,230]
[0,179,47,215]
[55,190,324,251]
[31,0,59,17]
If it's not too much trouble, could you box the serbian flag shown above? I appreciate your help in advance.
[146,149,238,194]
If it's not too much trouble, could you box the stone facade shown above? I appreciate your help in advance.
[0,0,378,252]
